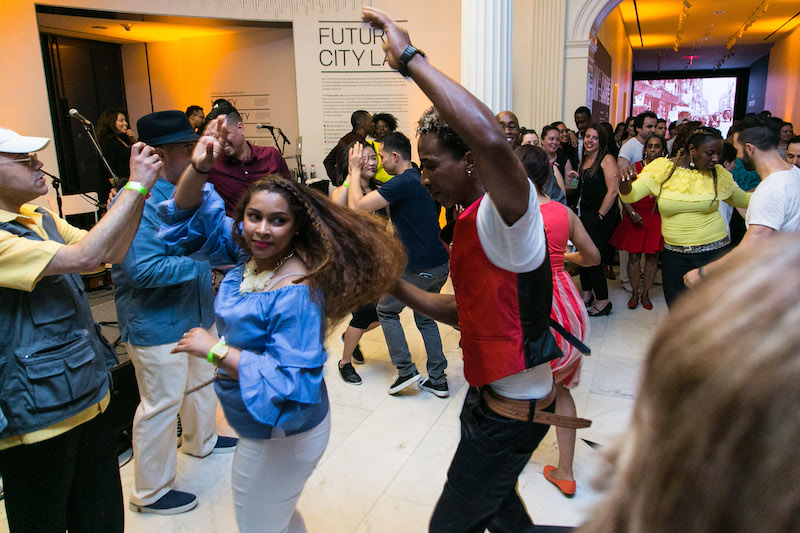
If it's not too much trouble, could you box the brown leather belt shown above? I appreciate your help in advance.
[481,387,592,429]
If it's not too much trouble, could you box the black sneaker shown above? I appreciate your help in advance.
[419,378,450,398]
[338,362,363,385]
[388,371,421,395]
[129,490,198,515]
[212,436,238,454]
[340,334,364,364]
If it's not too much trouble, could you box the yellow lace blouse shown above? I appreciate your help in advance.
[621,157,751,246]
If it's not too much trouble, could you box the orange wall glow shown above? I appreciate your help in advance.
[765,23,800,123]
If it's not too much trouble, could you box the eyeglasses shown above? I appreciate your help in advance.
[0,153,38,167]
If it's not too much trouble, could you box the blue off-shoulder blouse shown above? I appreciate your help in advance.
[158,184,328,439]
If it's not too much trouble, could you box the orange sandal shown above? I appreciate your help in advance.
[543,465,576,496]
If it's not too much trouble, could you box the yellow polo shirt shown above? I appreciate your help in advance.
[0,204,87,291]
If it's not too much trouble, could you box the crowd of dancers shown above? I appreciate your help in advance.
[1,6,799,533]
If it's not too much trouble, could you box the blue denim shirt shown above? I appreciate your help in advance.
[112,178,214,346]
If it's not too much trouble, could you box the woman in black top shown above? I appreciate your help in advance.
[569,123,620,316]
[96,109,136,191]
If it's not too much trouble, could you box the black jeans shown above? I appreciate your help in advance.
[661,245,729,308]
[578,210,618,300]
[0,411,124,533]
[429,387,555,533]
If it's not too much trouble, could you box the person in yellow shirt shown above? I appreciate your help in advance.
[0,126,161,531]
[369,112,398,183]
[619,125,750,307]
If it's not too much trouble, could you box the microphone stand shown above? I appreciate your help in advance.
[42,170,102,218]
[71,117,122,189]
[266,127,282,155]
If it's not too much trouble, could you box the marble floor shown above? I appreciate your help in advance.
[0,273,667,533]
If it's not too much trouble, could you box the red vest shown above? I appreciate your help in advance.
[449,198,561,387]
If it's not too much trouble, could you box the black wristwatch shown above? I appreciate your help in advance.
[397,45,426,77]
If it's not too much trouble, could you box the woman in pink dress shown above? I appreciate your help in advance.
[517,145,601,496]
[610,136,666,310]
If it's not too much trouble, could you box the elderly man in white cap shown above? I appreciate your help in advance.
[0,126,161,532]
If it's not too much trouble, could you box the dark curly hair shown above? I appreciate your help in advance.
[372,112,398,133]
[231,175,407,324]
[417,106,471,159]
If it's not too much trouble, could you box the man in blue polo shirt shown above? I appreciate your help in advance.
[347,132,451,397]
[112,111,236,516]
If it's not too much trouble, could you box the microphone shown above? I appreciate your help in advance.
[68,108,92,126]
[256,123,274,132]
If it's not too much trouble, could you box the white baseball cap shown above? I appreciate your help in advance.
[0,127,49,154]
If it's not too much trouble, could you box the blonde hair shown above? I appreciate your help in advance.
[580,234,800,533]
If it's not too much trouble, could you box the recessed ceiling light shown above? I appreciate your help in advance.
[92,25,107,30]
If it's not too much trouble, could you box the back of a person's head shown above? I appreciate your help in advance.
[580,234,800,533]
[720,142,737,165]
[735,115,780,151]
[382,131,412,161]
[186,105,203,117]
[514,144,549,194]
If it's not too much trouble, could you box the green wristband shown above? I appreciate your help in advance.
[124,181,148,197]
[343,182,350,189]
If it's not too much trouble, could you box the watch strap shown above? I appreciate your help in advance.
[207,340,228,365]
[397,45,425,77]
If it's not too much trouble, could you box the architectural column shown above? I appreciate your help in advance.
[512,0,567,129]
[461,0,513,113]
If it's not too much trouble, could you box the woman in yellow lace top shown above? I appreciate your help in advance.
[619,126,750,307]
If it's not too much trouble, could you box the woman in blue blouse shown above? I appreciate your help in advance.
[161,116,406,532]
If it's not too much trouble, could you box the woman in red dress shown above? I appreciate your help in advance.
[610,135,666,310]
[517,145,600,496]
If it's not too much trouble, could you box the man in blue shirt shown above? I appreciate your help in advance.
[112,111,236,515]
[347,132,451,397]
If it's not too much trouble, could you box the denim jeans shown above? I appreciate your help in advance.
[377,262,449,385]
[429,387,554,533]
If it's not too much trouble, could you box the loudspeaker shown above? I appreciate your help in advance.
[106,360,140,455]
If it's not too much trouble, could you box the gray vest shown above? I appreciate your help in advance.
[0,208,115,439]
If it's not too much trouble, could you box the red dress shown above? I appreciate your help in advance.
[541,201,589,389]
[609,161,664,254]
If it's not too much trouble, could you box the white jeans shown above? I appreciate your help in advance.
[232,413,331,533]
[127,340,218,505]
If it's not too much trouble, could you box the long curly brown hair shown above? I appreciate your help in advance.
[232,175,407,324]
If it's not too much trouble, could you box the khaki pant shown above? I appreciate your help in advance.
[127,338,218,506]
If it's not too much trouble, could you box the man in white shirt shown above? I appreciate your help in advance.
[684,116,800,287]
[618,111,658,168]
